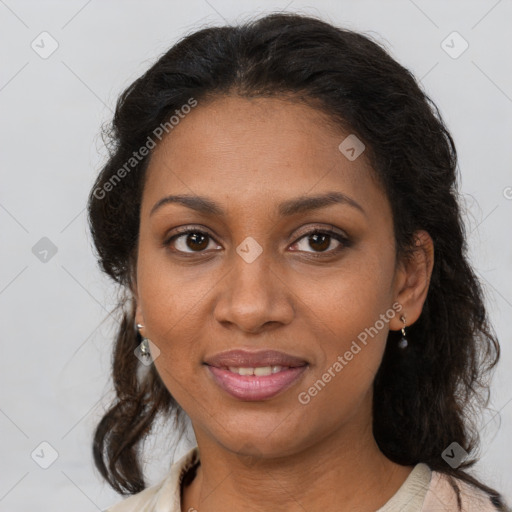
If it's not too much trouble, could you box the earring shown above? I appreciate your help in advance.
[140,338,150,358]
[135,323,151,360]
[398,315,408,349]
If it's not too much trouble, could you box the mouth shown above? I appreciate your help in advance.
[204,349,309,401]
[204,349,308,369]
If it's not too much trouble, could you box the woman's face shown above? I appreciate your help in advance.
[135,95,412,459]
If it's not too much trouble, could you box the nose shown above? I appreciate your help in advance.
[213,246,295,334]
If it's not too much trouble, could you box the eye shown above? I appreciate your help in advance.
[164,227,220,254]
[290,228,349,255]
[164,226,350,257]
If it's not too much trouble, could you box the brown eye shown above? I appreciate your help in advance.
[291,229,349,255]
[306,232,331,252]
[165,229,220,254]
[182,232,209,251]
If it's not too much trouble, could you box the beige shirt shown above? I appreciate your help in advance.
[104,446,504,512]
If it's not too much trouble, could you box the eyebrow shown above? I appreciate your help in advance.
[149,191,366,218]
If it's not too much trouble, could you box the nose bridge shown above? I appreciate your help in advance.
[230,239,275,305]
[214,237,293,331]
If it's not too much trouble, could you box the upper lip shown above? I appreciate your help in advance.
[204,349,308,368]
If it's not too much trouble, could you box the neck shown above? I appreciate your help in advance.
[181,413,413,512]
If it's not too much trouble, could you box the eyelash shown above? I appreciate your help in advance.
[163,225,350,258]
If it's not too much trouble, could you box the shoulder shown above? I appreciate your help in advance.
[422,470,510,511]
[103,446,200,512]
[103,481,164,512]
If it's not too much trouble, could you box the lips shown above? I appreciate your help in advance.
[204,349,309,401]
[204,349,308,369]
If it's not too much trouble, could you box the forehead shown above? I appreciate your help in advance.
[141,95,388,220]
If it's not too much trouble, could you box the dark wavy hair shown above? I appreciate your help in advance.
[87,11,508,510]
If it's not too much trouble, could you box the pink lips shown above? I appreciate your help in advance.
[204,349,308,401]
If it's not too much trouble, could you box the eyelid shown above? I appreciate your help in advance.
[172,224,214,236]
[293,223,348,240]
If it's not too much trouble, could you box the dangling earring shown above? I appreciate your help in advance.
[134,323,161,365]
[135,323,151,361]
[398,315,408,349]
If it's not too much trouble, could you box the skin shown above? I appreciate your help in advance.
[133,95,434,512]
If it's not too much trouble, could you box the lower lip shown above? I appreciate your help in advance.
[206,365,308,401]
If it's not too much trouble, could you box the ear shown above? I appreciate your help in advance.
[389,230,434,331]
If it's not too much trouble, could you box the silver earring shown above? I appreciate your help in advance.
[135,323,151,359]
[398,315,408,349]
[140,338,150,358]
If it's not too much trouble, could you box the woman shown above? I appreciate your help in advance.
[87,12,510,512]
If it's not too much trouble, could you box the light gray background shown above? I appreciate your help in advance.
[1,1,511,510]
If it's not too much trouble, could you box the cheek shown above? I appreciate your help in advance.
[305,247,394,334]
[136,253,206,396]
[136,240,215,336]
[148,316,207,414]
[301,251,396,393]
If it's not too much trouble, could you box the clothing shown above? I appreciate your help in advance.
[104,446,506,512]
